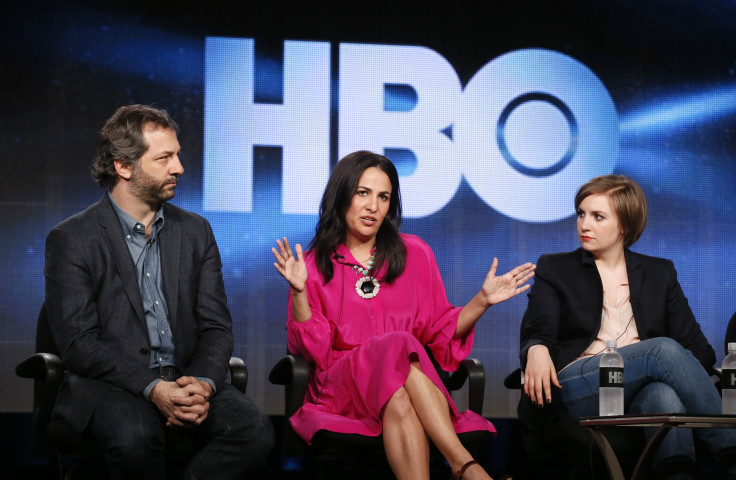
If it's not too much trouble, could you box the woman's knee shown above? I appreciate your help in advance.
[647,337,688,360]
[632,337,700,374]
[383,387,418,422]
[629,382,685,414]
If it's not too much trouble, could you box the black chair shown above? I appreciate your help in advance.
[15,302,248,476]
[269,349,489,479]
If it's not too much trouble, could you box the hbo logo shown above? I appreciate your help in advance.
[205,38,617,223]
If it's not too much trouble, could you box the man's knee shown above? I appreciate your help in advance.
[248,408,275,458]
[209,387,274,451]
[86,388,166,469]
[104,420,166,469]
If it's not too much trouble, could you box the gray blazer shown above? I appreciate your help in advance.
[44,194,234,432]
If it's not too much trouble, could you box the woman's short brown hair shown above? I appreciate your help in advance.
[575,174,647,248]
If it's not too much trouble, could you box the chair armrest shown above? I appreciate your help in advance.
[445,358,485,415]
[504,367,522,390]
[269,355,310,418]
[269,354,310,457]
[228,357,248,393]
[16,352,63,381]
[15,352,65,411]
[16,353,65,456]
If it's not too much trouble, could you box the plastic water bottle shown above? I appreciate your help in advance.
[599,340,624,416]
[723,343,736,414]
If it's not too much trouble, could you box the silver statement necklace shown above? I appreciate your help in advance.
[351,248,380,299]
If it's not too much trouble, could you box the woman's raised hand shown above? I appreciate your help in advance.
[480,258,536,307]
[272,237,308,293]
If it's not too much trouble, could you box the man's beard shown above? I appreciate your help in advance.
[129,164,178,204]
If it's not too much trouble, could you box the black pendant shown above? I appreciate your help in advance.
[355,276,380,299]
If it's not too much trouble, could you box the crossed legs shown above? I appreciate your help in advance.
[555,338,736,472]
[381,361,492,480]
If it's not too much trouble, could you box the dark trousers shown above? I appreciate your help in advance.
[85,380,274,480]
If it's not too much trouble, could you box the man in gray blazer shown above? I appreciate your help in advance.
[44,104,273,479]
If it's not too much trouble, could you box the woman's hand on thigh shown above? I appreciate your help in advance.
[524,345,561,406]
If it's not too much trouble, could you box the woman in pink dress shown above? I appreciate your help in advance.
[272,150,535,480]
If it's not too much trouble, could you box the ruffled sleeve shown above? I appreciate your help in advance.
[286,253,335,371]
[403,235,475,370]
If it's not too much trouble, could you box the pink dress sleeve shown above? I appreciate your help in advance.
[286,253,335,371]
[403,235,475,371]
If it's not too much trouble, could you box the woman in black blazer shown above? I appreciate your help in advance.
[519,175,736,479]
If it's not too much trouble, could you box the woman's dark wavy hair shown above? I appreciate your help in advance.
[91,104,179,189]
[309,150,406,283]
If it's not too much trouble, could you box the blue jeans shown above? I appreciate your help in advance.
[554,337,736,469]
[86,382,274,480]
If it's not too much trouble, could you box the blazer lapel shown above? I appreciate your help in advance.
[625,249,645,328]
[159,204,180,327]
[96,195,146,325]
[579,248,605,316]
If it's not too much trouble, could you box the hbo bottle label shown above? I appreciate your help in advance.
[600,367,624,388]
[723,369,736,390]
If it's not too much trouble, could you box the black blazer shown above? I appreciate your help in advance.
[519,248,715,374]
[44,194,234,432]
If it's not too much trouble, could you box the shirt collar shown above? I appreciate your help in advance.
[107,191,165,238]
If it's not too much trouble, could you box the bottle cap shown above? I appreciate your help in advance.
[729,342,736,352]
[605,340,617,349]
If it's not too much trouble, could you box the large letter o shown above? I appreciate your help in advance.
[455,49,618,223]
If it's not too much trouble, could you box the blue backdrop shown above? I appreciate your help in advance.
[2,0,735,418]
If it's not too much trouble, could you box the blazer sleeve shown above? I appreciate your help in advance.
[180,217,234,390]
[519,254,561,369]
[661,259,715,372]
